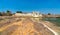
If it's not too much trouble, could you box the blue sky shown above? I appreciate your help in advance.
[0,0,60,14]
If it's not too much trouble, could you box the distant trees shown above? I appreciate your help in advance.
[6,10,12,16]
[0,10,12,16]
[16,11,22,13]
[0,10,23,16]
[0,12,2,16]
[48,13,51,15]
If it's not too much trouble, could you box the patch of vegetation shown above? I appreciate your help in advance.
[43,17,60,27]
[16,11,22,13]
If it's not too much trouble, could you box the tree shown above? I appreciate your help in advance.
[48,13,51,15]
[0,12,2,16]
[6,10,12,16]
[16,11,22,13]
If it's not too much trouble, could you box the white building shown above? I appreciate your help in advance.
[32,12,43,17]
[14,13,33,16]
[14,12,43,17]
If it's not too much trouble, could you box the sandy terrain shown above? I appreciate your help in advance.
[0,18,54,35]
[39,20,60,35]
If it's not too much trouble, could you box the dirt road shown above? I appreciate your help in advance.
[0,18,54,35]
